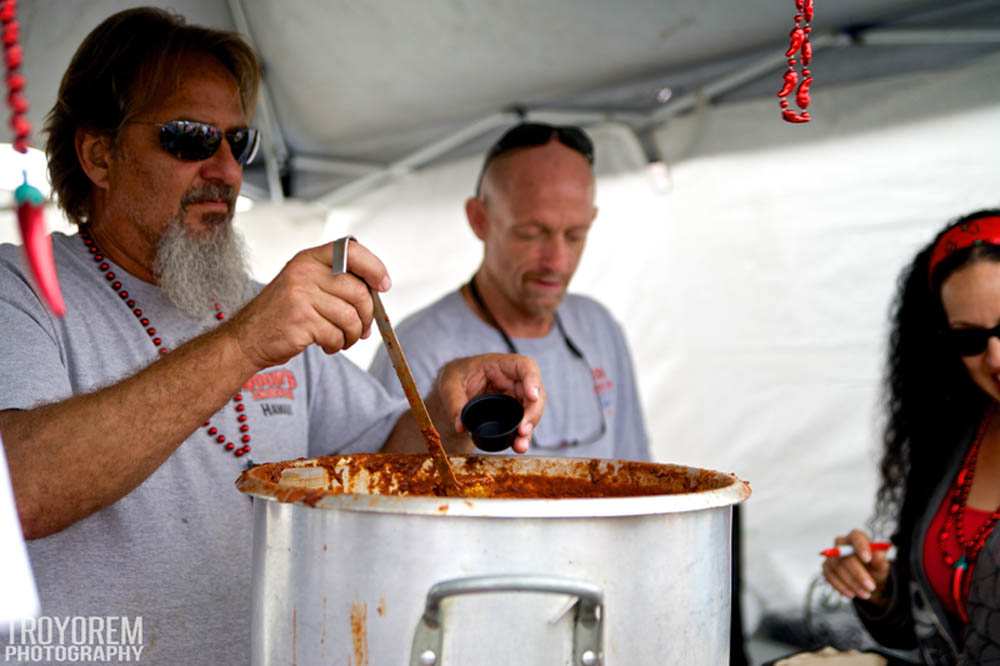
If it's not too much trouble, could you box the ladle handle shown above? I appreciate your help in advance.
[369,289,435,432]
[331,237,462,492]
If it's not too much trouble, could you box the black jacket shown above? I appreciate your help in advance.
[854,427,1000,664]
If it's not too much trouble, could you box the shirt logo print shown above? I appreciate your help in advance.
[593,367,614,410]
[243,369,298,401]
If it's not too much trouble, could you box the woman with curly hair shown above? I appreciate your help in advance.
[823,209,1000,663]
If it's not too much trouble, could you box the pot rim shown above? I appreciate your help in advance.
[236,455,751,518]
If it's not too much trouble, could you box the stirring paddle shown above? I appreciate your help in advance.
[369,291,465,493]
[331,237,464,494]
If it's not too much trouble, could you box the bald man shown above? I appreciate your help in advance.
[370,123,650,460]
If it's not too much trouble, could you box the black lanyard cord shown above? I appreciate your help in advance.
[465,277,584,359]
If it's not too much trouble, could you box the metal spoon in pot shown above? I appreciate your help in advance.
[331,237,464,495]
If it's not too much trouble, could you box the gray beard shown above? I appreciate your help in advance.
[154,217,253,319]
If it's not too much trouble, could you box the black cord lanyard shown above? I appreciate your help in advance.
[465,277,584,359]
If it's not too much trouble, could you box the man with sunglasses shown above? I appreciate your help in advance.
[370,122,650,461]
[0,8,543,665]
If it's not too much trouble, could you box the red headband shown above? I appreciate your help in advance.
[929,216,1000,280]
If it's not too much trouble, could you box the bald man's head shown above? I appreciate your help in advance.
[473,123,594,197]
[465,137,598,326]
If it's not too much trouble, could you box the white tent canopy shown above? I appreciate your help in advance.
[12,0,1000,202]
[3,0,1000,654]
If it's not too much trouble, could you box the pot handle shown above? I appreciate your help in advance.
[409,574,604,666]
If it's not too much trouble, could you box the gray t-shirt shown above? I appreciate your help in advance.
[370,290,650,461]
[0,232,406,665]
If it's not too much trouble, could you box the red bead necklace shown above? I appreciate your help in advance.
[2,0,30,153]
[937,410,1000,623]
[79,228,252,460]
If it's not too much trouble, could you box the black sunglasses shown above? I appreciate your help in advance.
[475,122,595,195]
[944,324,1000,357]
[136,119,260,166]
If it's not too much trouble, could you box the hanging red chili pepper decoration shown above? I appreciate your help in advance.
[778,0,814,124]
[777,69,798,98]
[16,174,62,314]
[2,0,64,315]
[795,75,813,109]
[785,27,806,58]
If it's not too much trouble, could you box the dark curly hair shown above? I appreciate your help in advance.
[874,209,1000,547]
[43,7,260,225]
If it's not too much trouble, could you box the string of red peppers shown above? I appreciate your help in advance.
[3,0,64,315]
[778,0,813,124]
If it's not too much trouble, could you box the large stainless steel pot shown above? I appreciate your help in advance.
[237,454,750,665]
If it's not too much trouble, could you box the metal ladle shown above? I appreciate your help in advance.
[331,237,464,495]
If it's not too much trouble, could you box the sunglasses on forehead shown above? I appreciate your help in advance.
[475,122,595,195]
[135,119,260,166]
[944,324,1000,357]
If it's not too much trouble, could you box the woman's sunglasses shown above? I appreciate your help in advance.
[138,120,260,166]
[944,324,1000,357]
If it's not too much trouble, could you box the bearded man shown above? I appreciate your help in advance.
[0,8,541,664]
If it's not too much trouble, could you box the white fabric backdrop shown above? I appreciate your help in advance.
[2,51,999,633]
[261,51,997,629]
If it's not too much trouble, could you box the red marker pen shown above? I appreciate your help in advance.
[820,542,891,558]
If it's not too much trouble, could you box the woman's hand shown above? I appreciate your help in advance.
[822,529,891,604]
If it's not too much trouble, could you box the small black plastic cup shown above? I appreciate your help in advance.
[460,393,524,453]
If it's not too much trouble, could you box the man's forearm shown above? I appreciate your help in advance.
[1,324,260,539]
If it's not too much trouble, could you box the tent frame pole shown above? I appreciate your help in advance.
[227,0,288,203]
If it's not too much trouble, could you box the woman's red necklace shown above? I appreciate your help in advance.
[79,228,252,460]
[938,410,1000,623]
